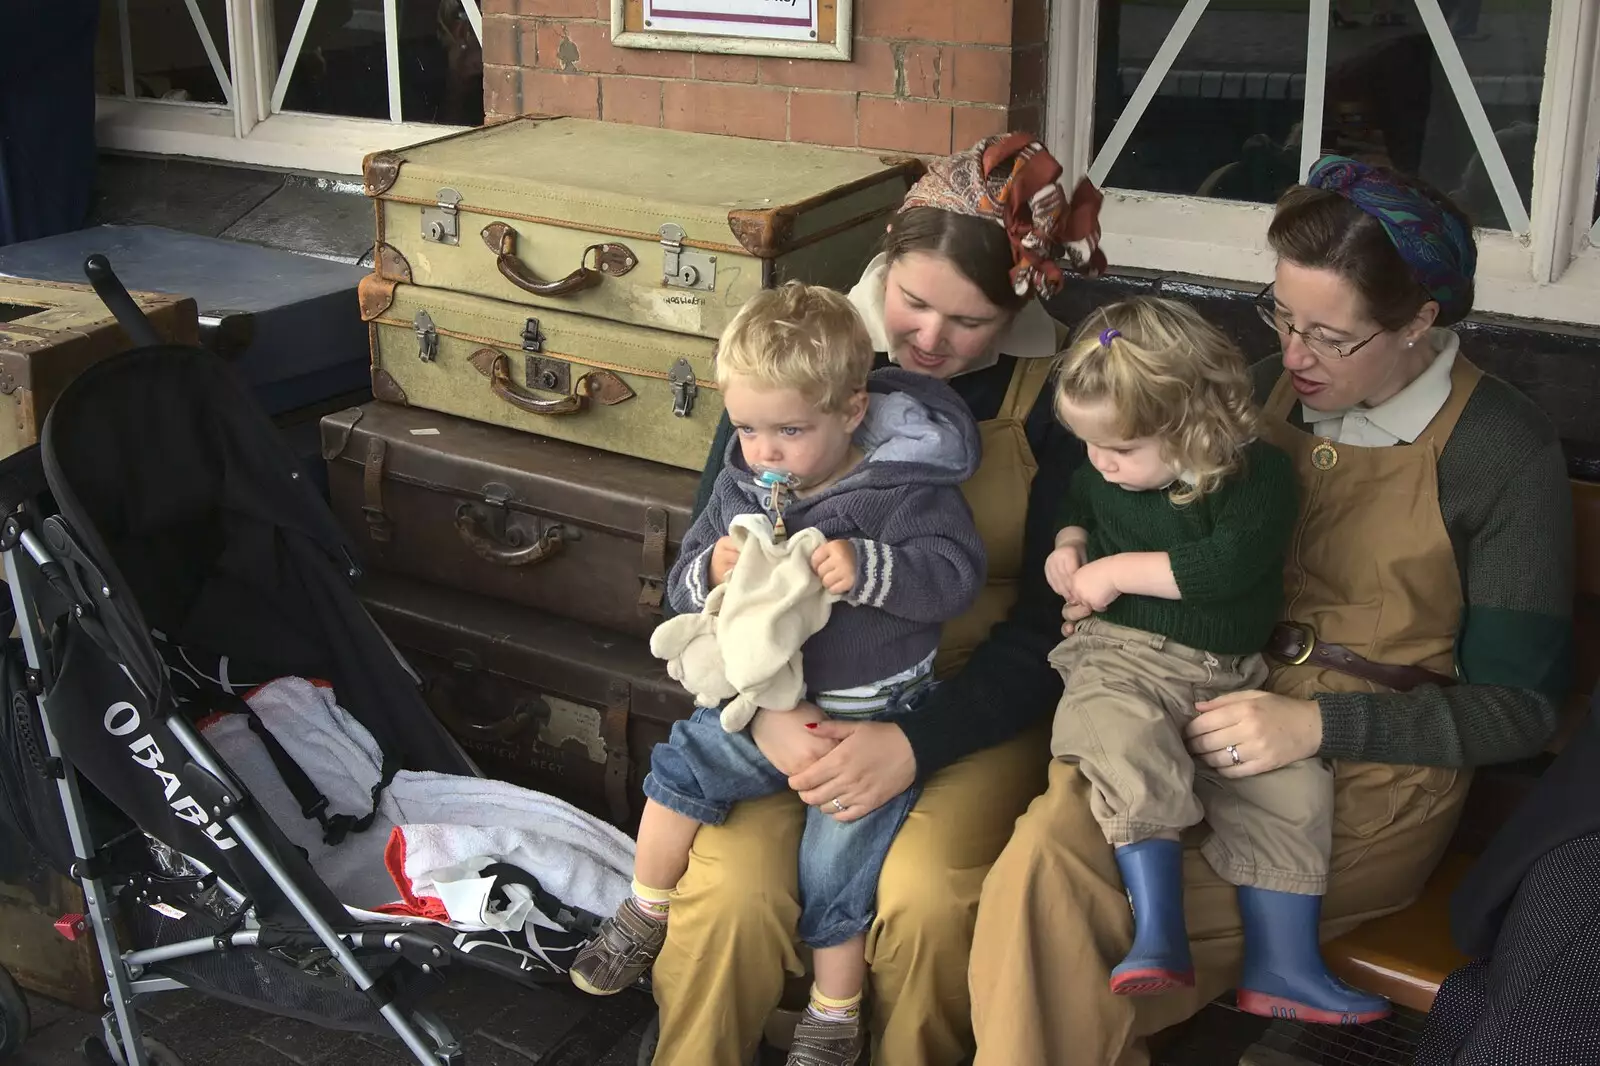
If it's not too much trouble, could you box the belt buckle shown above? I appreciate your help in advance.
[1284,621,1316,666]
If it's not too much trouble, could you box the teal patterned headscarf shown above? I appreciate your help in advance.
[1307,155,1476,320]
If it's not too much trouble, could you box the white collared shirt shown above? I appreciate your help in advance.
[1300,330,1460,447]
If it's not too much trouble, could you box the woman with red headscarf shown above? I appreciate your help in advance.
[641,135,1103,1066]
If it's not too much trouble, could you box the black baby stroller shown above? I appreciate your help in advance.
[0,257,603,1066]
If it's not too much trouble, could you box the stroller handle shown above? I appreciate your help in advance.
[83,254,164,349]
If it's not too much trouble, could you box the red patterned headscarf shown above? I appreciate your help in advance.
[902,133,1108,300]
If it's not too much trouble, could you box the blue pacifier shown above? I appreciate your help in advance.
[753,467,799,540]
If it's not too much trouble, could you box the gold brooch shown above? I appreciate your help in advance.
[1310,439,1339,471]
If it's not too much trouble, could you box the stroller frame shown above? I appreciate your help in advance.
[0,257,585,1066]
[1,461,465,1066]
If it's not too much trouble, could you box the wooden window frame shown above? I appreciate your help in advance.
[1045,0,1600,326]
[94,0,477,176]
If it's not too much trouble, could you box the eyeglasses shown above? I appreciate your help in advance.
[1254,286,1383,361]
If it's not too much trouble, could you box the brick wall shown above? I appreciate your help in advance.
[480,0,1048,156]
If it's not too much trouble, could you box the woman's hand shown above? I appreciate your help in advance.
[786,720,918,823]
[749,703,837,777]
[1184,690,1323,778]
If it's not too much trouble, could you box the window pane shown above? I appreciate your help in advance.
[1092,1,1303,201]
[275,0,483,126]
[1091,0,1551,231]
[95,0,231,104]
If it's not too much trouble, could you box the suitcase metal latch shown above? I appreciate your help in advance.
[521,317,545,353]
[525,355,569,394]
[659,223,716,292]
[414,310,439,362]
[668,357,698,418]
[421,188,463,245]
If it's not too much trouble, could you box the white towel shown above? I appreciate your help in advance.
[198,677,634,935]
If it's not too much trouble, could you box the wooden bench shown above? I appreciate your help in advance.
[1321,478,1600,1013]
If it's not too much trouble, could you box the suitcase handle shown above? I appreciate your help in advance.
[456,502,566,567]
[468,349,586,416]
[482,222,635,298]
[427,684,546,741]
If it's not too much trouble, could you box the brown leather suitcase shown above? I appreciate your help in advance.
[359,572,693,831]
[322,401,698,639]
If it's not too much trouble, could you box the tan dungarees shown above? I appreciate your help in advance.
[970,359,1482,1066]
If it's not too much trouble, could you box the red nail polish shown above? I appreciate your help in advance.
[804,723,817,729]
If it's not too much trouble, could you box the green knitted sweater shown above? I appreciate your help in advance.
[1057,439,1297,655]
[1252,358,1575,767]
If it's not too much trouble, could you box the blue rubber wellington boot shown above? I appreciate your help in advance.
[1110,839,1194,996]
[1235,886,1390,1024]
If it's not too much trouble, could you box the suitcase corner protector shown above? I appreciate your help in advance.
[372,368,409,406]
[374,242,413,283]
[362,150,404,198]
[726,206,798,259]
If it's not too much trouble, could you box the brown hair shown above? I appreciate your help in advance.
[1267,172,1476,329]
[1054,297,1256,505]
[882,206,1030,313]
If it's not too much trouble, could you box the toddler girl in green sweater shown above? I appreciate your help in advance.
[1044,296,1390,1024]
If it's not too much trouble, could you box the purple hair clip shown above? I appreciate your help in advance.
[1099,328,1121,347]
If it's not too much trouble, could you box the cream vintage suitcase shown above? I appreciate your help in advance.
[362,117,922,341]
[358,270,720,469]
[360,118,920,470]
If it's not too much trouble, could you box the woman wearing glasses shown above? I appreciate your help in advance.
[968,156,1575,1065]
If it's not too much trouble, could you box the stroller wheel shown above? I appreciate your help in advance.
[78,1034,184,1066]
[138,1038,184,1066]
[0,966,29,1057]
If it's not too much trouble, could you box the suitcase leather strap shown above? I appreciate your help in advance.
[637,507,669,614]
[362,438,393,544]
[601,681,632,828]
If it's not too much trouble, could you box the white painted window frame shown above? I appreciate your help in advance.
[94,0,478,177]
[1045,0,1600,327]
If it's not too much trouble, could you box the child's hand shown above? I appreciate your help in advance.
[709,535,741,585]
[811,539,857,595]
[1068,557,1123,613]
[1044,544,1086,600]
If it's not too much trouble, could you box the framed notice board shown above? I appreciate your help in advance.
[611,0,850,61]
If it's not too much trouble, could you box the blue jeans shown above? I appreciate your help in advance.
[642,685,931,949]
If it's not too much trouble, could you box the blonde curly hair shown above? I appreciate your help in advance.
[1053,296,1257,505]
[714,280,874,414]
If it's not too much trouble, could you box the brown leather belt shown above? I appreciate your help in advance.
[1265,622,1457,693]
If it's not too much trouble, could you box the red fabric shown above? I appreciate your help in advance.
[371,826,450,921]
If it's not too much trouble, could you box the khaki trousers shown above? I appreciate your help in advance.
[1050,619,1333,893]
[651,723,1050,1066]
[969,756,1469,1066]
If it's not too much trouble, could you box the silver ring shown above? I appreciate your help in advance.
[830,798,846,813]
[1226,744,1242,766]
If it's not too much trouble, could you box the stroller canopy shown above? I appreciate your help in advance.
[34,343,472,918]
